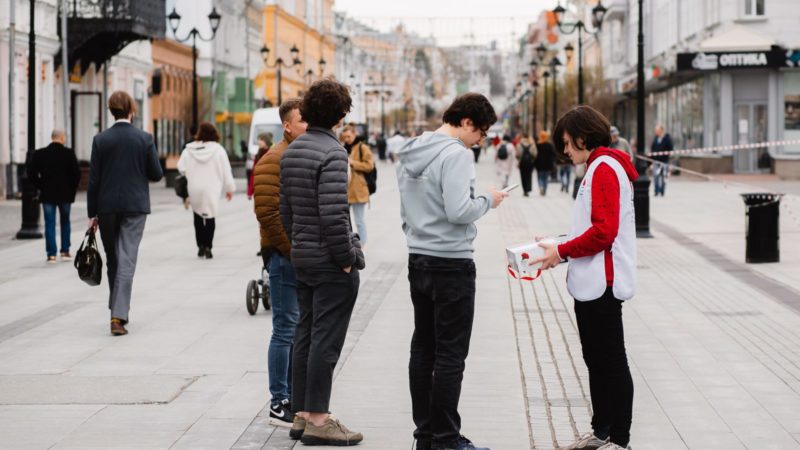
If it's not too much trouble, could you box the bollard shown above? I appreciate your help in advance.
[740,193,781,263]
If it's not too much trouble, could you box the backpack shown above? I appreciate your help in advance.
[359,144,377,195]
[497,144,509,160]
[520,144,534,165]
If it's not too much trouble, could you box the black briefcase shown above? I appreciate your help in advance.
[74,229,103,286]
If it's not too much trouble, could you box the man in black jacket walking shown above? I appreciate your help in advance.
[29,129,80,263]
[87,91,163,336]
[279,78,364,446]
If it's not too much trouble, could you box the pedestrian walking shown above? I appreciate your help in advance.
[535,131,556,196]
[494,134,515,189]
[341,124,374,246]
[177,122,236,259]
[609,126,633,162]
[376,132,387,161]
[29,129,80,263]
[248,132,273,200]
[253,98,307,427]
[533,105,637,450]
[279,78,364,446]
[516,135,536,196]
[87,91,163,336]
[396,92,508,450]
[651,124,673,196]
[386,130,406,163]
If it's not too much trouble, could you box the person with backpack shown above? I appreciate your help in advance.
[534,131,556,196]
[516,135,536,197]
[341,124,374,247]
[494,134,515,189]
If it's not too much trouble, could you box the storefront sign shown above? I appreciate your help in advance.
[677,49,788,71]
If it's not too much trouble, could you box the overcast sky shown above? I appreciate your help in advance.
[333,0,559,49]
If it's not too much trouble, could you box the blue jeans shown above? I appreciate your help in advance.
[264,252,299,404]
[42,203,71,257]
[559,166,572,192]
[653,162,667,196]
[351,202,367,245]
[537,170,550,194]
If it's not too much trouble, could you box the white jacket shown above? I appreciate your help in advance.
[177,141,236,218]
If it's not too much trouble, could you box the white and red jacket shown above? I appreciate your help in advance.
[557,148,638,301]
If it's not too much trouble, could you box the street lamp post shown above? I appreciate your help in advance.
[304,57,327,86]
[553,1,607,105]
[16,0,42,239]
[168,7,222,132]
[633,0,652,237]
[532,79,539,136]
[550,57,562,130]
[542,70,550,132]
[260,44,301,106]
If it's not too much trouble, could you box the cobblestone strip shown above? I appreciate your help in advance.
[232,261,405,449]
[645,244,800,394]
[500,205,591,449]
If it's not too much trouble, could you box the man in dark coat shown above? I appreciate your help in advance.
[650,124,673,196]
[87,91,163,336]
[29,129,80,263]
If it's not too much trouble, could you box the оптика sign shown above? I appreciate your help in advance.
[677,47,789,71]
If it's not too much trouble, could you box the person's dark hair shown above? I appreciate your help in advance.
[300,77,352,128]
[442,93,497,131]
[257,132,273,147]
[279,97,303,123]
[195,121,220,142]
[552,105,611,154]
[502,134,512,142]
[108,91,136,119]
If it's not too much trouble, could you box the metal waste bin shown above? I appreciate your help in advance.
[740,193,781,263]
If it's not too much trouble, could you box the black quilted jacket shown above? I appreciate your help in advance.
[279,127,357,270]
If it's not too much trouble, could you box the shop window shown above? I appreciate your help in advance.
[744,0,765,17]
[784,72,800,153]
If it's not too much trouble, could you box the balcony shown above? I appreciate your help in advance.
[57,0,166,73]
[603,0,628,22]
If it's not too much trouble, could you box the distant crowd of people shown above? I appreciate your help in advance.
[26,72,691,449]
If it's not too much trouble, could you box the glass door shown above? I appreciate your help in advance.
[734,102,769,173]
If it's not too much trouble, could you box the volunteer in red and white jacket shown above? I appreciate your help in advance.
[532,105,638,450]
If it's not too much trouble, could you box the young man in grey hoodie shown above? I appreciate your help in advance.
[396,93,507,450]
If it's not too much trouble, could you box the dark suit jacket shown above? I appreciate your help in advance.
[651,133,674,164]
[29,142,81,204]
[87,122,163,218]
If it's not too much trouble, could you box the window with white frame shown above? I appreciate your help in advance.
[744,0,765,17]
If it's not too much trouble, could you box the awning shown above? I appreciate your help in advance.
[699,25,774,52]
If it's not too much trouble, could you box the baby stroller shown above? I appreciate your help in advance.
[246,266,271,314]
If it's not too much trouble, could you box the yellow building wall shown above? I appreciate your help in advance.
[259,4,336,105]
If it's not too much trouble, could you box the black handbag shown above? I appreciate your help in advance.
[74,229,103,286]
[174,174,188,199]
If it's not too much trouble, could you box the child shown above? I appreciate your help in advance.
[532,105,638,450]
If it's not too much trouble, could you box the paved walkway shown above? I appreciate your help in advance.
[0,154,799,449]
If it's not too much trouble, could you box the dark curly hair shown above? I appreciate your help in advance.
[552,105,611,156]
[300,77,352,129]
[442,93,497,131]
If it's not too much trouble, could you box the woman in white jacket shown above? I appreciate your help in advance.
[177,122,236,259]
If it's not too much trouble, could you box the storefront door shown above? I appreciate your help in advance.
[734,102,768,173]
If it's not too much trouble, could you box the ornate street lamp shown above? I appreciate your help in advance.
[168,7,222,132]
[542,70,550,131]
[260,43,302,105]
[549,57,562,130]
[552,1,606,104]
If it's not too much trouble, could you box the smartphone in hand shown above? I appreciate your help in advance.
[501,183,520,193]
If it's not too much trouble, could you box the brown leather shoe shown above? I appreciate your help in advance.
[301,416,363,446]
[110,318,128,336]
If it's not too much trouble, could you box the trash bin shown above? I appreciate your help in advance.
[740,193,781,263]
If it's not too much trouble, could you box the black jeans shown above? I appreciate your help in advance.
[292,266,359,413]
[519,163,534,194]
[193,213,215,249]
[408,254,476,448]
[574,287,634,447]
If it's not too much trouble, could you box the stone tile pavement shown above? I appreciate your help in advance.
[0,155,799,449]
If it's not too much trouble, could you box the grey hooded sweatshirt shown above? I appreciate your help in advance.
[396,131,492,259]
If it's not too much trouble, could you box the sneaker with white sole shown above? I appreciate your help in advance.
[558,432,609,450]
[597,442,631,450]
[268,399,293,427]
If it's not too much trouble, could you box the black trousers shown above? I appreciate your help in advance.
[408,254,476,448]
[292,266,359,413]
[193,213,216,249]
[519,163,534,194]
[574,287,634,447]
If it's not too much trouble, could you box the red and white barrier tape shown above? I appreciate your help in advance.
[648,138,800,157]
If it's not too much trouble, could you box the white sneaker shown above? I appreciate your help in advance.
[558,432,609,450]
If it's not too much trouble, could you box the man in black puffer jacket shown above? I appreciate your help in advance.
[279,78,364,447]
